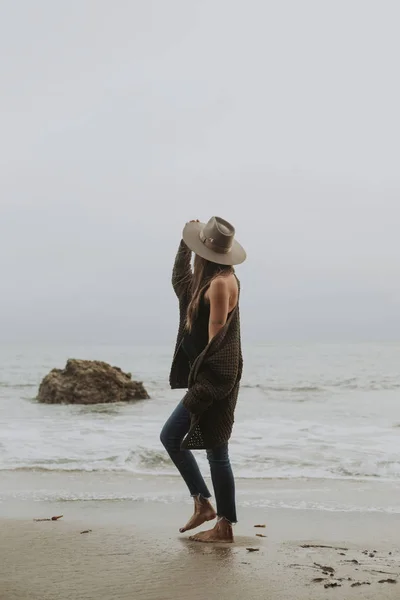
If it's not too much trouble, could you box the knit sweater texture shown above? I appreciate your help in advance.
[169,240,243,450]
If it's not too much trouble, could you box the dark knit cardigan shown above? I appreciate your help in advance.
[169,240,243,450]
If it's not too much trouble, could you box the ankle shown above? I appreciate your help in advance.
[193,495,212,511]
[217,517,233,529]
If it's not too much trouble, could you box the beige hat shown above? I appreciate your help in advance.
[182,216,246,266]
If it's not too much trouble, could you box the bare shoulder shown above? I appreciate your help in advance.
[208,274,238,305]
[209,276,229,294]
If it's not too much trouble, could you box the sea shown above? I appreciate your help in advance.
[1,343,399,513]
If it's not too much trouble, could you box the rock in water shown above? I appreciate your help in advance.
[37,359,150,404]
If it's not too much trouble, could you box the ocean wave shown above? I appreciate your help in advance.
[333,381,400,391]
[240,499,400,514]
[0,382,37,389]
[0,490,400,514]
[1,484,400,514]
[336,461,400,479]
[241,380,400,392]
[2,378,399,394]
[134,449,172,469]
[0,465,146,474]
[2,463,400,482]
[241,384,323,393]
[0,449,174,474]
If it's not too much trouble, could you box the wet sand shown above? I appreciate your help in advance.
[1,500,399,600]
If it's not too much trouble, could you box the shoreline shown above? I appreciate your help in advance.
[1,500,399,600]
[1,470,399,514]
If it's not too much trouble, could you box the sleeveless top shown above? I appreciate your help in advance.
[182,292,210,366]
[181,288,235,367]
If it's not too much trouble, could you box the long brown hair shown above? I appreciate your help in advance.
[186,254,234,331]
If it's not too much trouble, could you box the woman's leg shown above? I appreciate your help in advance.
[160,401,211,498]
[160,402,217,532]
[207,444,237,524]
[189,444,236,543]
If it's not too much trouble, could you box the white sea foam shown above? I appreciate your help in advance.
[0,343,399,488]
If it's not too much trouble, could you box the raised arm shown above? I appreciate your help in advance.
[172,239,192,298]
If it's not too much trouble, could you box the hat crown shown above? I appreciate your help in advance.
[201,217,235,253]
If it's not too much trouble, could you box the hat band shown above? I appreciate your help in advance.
[199,230,232,254]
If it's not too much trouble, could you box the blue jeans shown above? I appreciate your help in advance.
[160,401,237,524]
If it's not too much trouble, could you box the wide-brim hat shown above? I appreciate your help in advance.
[182,216,246,266]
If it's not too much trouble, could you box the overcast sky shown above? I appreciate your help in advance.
[0,0,399,344]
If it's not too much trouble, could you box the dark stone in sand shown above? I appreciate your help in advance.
[37,359,150,404]
[378,579,397,584]
[351,582,371,587]
[324,582,341,589]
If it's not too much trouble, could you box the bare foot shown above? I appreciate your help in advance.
[179,496,217,533]
[189,519,234,543]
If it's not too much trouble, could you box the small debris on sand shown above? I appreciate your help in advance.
[34,515,63,522]
[351,582,371,588]
[314,563,335,574]
[246,548,260,553]
[324,582,341,589]
[255,534,267,538]
[378,579,397,584]
[301,544,348,551]
[80,530,92,534]
[345,559,359,565]
[254,524,266,528]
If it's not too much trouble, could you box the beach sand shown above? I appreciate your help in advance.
[1,499,399,600]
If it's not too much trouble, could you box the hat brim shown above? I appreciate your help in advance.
[182,221,246,266]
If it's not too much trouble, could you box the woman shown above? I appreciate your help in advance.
[160,216,246,543]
